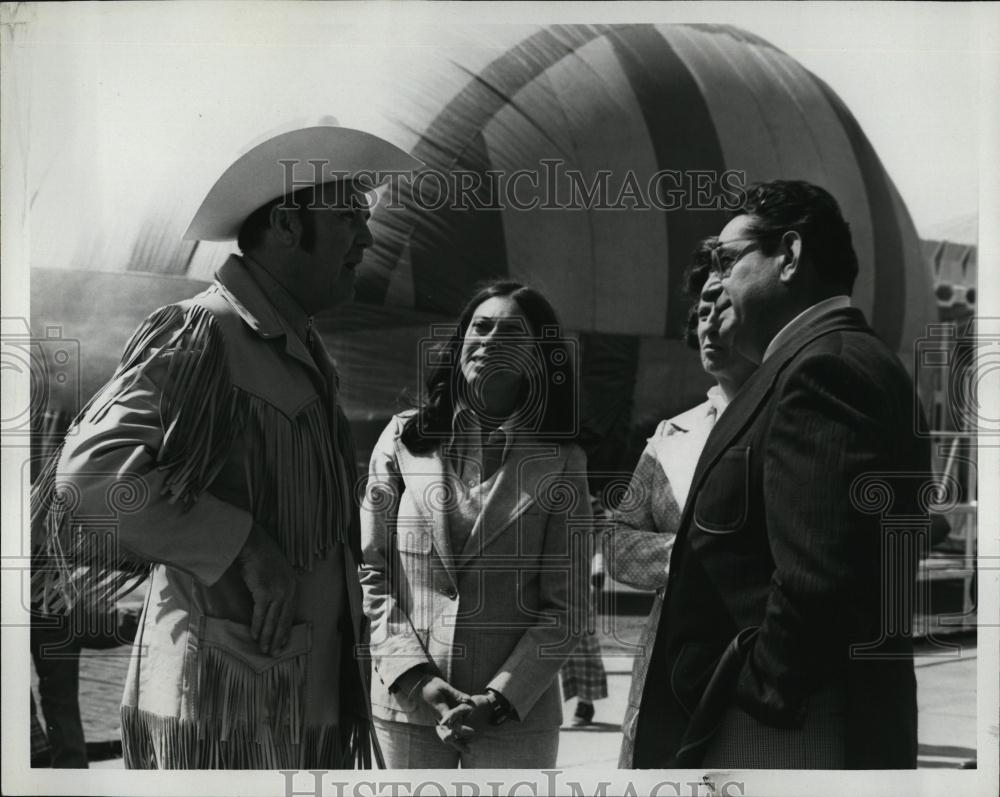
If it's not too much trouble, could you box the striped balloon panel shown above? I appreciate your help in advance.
[363,25,606,313]
[29,23,938,466]
[666,25,877,323]
[364,22,933,359]
[482,31,673,336]
[600,24,730,337]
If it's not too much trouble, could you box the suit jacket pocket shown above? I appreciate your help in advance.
[670,642,720,717]
[694,446,750,534]
[193,616,312,740]
[674,626,759,766]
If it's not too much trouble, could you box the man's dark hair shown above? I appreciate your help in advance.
[237,186,315,255]
[735,180,859,295]
[681,236,718,350]
[237,180,365,255]
[400,280,576,453]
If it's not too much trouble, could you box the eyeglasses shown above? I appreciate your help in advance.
[708,236,767,278]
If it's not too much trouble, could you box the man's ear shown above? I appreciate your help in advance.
[778,230,802,284]
[267,204,303,248]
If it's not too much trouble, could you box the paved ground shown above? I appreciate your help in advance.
[555,644,980,770]
[34,614,978,770]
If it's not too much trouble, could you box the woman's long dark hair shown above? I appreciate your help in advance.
[400,280,577,454]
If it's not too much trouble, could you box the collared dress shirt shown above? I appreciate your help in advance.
[443,406,515,554]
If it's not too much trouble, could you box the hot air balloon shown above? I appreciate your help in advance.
[28,23,937,480]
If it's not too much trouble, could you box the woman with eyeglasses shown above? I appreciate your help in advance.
[608,238,758,768]
[359,280,589,768]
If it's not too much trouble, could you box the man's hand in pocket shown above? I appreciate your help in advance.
[236,523,298,655]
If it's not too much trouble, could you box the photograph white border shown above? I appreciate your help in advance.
[3,2,998,796]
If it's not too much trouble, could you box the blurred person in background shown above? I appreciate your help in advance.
[559,497,610,727]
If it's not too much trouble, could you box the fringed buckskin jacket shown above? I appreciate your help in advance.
[32,255,377,769]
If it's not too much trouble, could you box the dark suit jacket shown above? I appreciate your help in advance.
[629,306,931,769]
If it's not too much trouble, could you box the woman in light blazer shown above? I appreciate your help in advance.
[360,281,589,768]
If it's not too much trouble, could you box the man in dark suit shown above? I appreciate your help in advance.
[629,180,931,769]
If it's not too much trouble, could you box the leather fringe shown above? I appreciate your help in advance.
[32,301,360,613]
[241,392,345,569]
[120,706,373,769]
[334,405,364,565]
[89,303,239,510]
[196,642,307,746]
[31,304,235,614]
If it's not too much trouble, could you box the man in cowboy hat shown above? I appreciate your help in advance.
[35,125,421,769]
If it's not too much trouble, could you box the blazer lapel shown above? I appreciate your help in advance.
[397,445,457,584]
[455,443,562,569]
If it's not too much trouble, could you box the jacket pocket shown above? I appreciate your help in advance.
[193,616,312,743]
[694,446,750,534]
[670,642,720,717]
[394,523,433,555]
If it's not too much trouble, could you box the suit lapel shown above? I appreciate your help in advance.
[454,443,562,569]
[396,445,457,583]
[683,306,872,524]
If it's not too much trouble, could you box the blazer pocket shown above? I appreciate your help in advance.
[394,525,433,554]
[192,616,312,739]
[694,446,750,534]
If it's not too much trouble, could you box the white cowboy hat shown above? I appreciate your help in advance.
[183,125,422,241]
